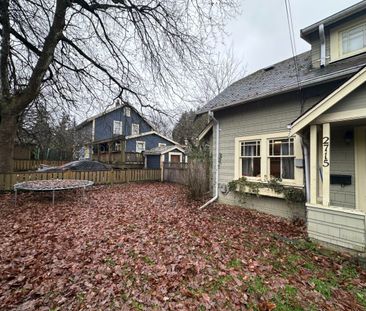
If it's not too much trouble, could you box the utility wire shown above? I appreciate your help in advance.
[284,0,305,114]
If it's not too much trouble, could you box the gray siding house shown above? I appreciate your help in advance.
[198,2,366,253]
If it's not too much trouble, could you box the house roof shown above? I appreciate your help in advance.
[144,145,185,156]
[125,131,181,146]
[197,51,366,115]
[76,102,155,130]
[289,66,366,135]
[300,1,366,42]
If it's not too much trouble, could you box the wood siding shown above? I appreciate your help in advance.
[307,204,366,252]
[327,83,366,113]
[330,126,356,209]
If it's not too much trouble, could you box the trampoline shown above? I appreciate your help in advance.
[14,179,94,206]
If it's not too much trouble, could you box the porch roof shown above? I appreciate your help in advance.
[289,66,366,135]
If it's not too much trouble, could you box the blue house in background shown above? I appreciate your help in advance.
[76,101,184,168]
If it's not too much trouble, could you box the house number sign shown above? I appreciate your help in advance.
[323,136,330,167]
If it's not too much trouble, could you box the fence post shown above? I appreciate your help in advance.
[109,169,114,186]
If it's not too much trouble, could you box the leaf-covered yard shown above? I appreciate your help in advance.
[0,182,365,310]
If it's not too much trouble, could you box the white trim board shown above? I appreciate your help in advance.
[289,66,366,135]
[198,122,213,141]
[126,131,180,146]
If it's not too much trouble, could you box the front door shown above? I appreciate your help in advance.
[355,127,366,212]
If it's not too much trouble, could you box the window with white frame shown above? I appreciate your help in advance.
[268,138,295,180]
[341,23,366,56]
[131,123,139,135]
[113,120,123,135]
[136,141,145,153]
[124,107,131,117]
[240,140,261,177]
[158,143,166,147]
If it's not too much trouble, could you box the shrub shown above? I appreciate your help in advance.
[186,145,211,200]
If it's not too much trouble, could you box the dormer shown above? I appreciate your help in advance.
[301,1,366,68]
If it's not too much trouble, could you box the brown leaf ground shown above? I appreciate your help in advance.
[0,182,365,310]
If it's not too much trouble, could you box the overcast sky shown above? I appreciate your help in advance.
[224,0,361,75]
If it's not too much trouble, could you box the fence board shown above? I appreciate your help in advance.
[13,160,68,172]
[0,169,161,191]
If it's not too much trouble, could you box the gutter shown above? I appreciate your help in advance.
[199,111,219,210]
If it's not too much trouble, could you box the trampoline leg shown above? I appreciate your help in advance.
[52,190,55,207]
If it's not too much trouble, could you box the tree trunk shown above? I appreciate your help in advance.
[0,112,17,173]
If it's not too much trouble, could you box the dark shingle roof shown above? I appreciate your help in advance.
[197,51,366,114]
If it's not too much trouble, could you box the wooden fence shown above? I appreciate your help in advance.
[13,160,68,172]
[163,162,188,185]
[0,169,161,191]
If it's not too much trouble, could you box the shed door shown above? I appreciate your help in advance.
[171,155,180,163]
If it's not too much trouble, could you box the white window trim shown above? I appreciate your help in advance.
[124,107,131,117]
[136,141,146,153]
[131,123,140,136]
[330,16,366,62]
[168,152,183,162]
[158,143,167,147]
[239,140,261,180]
[113,120,123,135]
[234,132,303,187]
[267,137,296,182]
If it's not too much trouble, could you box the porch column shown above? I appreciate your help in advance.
[310,125,318,205]
[322,123,330,207]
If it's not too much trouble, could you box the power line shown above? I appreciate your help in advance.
[284,0,305,114]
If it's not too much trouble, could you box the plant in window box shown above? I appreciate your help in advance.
[228,177,305,204]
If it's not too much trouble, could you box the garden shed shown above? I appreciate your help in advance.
[144,145,186,169]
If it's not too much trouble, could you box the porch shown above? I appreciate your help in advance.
[87,137,144,168]
[306,122,366,253]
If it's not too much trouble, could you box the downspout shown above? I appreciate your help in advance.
[301,135,311,202]
[319,24,326,68]
[199,111,219,210]
[288,124,310,202]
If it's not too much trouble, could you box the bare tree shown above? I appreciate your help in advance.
[0,0,239,172]
[172,48,246,144]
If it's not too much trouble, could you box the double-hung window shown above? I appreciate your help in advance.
[268,138,295,180]
[113,120,123,135]
[341,23,366,56]
[131,123,139,135]
[240,140,261,177]
[124,107,131,117]
[136,141,145,153]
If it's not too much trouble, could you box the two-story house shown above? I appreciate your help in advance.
[198,1,366,254]
[76,101,184,168]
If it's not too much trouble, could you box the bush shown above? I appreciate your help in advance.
[186,146,211,200]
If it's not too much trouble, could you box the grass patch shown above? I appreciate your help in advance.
[247,276,268,296]
[141,255,155,265]
[103,257,116,267]
[309,278,335,299]
[227,258,242,268]
[206,275,233,294]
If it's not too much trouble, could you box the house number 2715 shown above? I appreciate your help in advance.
[323,137,330,167]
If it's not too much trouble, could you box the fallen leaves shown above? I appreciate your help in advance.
[0,182,365,310]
